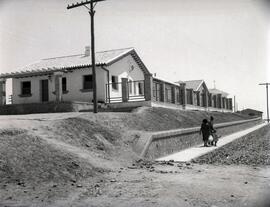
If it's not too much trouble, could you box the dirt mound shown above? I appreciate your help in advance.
[50,117,119,151]
[0,123,123,204]
[0,128,26,136]
[192,125,270,166]
[0,129,96,184]
[82,107,253,133]
[133,107,252,131]
[0,109,255,182]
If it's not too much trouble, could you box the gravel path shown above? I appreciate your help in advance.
[157,123,267,162]
[193,124,270,165]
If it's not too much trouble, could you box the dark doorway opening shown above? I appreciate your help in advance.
[41,79,49,102]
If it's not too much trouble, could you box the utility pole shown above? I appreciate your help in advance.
[259,83,270,123]
[67,0,106,113]
[234,95,236,112]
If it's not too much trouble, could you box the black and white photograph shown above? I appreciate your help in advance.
[0,0,269,206]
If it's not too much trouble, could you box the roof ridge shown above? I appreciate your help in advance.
[96,47,134,53]
[184,79,204,82]
[41,47,134,60]
[42,54,83,60]
[17,59,43,70]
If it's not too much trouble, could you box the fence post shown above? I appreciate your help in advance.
[161,82,166,102]
[171,86,175,104]
[144,74,153,101]
[229,98,232,110]
[180,83,186,109]
[54,72,63,102]
[205,90,209,110]
[208,93,212,107]
[217,94,222,109]
[0,78,6,105]
[121,78,128,102]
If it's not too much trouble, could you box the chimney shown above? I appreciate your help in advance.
[84,46,90,56]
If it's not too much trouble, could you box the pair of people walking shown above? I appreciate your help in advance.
[200,116,218,147]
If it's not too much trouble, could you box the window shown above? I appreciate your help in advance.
[21,81,31,95]
[111,76,118,90]
[83,75,93,90]
[62,77,67,92]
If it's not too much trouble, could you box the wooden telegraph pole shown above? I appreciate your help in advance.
[67,0,106,113]
[259,83,270,123]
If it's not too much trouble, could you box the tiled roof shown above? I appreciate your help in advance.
[184,80,204,91]
[23,47,133,70]
[154,76,181,87]
[0,47,150,78]
[209,88,229,96]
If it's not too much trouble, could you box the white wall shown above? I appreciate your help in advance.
[107,54,145,99]
[58,67,107,103]
[12,54,144,104]
[12,67,107,104]
[12,75,54,104]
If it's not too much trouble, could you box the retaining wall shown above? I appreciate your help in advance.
[0,101,93,115]
[134,117,262,159]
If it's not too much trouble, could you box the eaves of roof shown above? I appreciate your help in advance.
[0,64,107,79]
[0,48,150,79]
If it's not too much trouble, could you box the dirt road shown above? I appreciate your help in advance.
[2,162,269,207]
[50,163,270,207]
[0,111,269,207]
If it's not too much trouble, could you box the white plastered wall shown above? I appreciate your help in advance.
[12,75,54,104]
[107,54,145,99]
[12,66,107,104]
[57,67,107,103]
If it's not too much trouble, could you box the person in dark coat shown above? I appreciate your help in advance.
[200,119,211,147]
[209,116,219,146]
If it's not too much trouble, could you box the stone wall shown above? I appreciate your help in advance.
[137,118,262,159]
[0,102,93,115]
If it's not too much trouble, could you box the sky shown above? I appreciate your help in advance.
[0,0,269,116]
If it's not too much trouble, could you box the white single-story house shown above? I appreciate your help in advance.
[183,80,209,110]
[208,88,230,110]
[0,47,151,105]
[0,47,233,113]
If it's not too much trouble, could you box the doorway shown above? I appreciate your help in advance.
[41,79,49,102]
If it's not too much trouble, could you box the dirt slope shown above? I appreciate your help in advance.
[79,107,251,132]
[0,107,259,206]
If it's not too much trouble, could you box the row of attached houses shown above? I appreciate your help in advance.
[0,47,233,112]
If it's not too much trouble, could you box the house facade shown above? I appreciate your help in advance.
[183,80,209,110]
[0,47,233,113]
[0,47,149,106]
